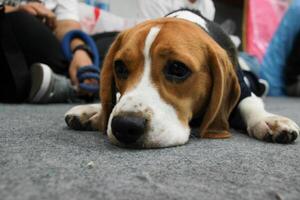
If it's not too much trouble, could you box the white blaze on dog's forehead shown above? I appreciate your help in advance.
[141,26,161,85]
[167,10,208,32]
[143,26,161,59]
[107,26,190,147]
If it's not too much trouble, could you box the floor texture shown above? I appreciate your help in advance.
[0,98,300,200]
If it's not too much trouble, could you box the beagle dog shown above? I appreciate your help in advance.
[65,9,299,148]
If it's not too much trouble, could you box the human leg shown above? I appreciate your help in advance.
[0,11,81,103]
[260,0,300,96]
[7,11,68,74]
[284,32,300,96]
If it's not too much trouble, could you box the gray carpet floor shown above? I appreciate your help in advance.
[0,98,300,200]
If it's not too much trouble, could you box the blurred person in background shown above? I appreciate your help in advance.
[0,0,94,103]
[0,0,216,103]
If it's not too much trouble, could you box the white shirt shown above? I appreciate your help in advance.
[137,0,215,21]
[43,0,79,21]
[3,0,80,21]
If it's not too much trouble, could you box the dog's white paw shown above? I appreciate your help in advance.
[64,104,101,131]
[248,115,299,144]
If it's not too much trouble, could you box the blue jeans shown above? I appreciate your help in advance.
[260,0,300,96]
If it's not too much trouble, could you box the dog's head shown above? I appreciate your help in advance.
[99,17,240,148]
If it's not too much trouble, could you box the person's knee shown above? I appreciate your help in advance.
[5,10,50,41]
[6,11,39,25]
[7,11,31,19]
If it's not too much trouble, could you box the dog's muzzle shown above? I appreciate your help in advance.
[111,115,147,144]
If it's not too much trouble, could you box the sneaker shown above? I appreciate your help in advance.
[28,63,81,103]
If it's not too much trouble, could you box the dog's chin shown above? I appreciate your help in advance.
[107,130,190,149]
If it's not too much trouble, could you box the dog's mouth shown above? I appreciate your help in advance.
[107,113,190,148]
[107,88,191,148]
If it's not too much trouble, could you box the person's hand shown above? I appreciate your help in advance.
[69,50,94,87]
[18,2,56,29]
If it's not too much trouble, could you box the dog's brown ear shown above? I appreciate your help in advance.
[99,33,123,132]
[198,46,241,139]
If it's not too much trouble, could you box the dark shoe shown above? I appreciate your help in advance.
[28,63,81,103]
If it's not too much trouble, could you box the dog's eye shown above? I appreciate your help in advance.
[164,61,191,82]
[114,60,129,79]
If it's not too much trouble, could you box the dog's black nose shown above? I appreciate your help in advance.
[111,115,147,144]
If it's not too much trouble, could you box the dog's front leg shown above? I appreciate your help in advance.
[64,104,103,131]
[238,94,299,143]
